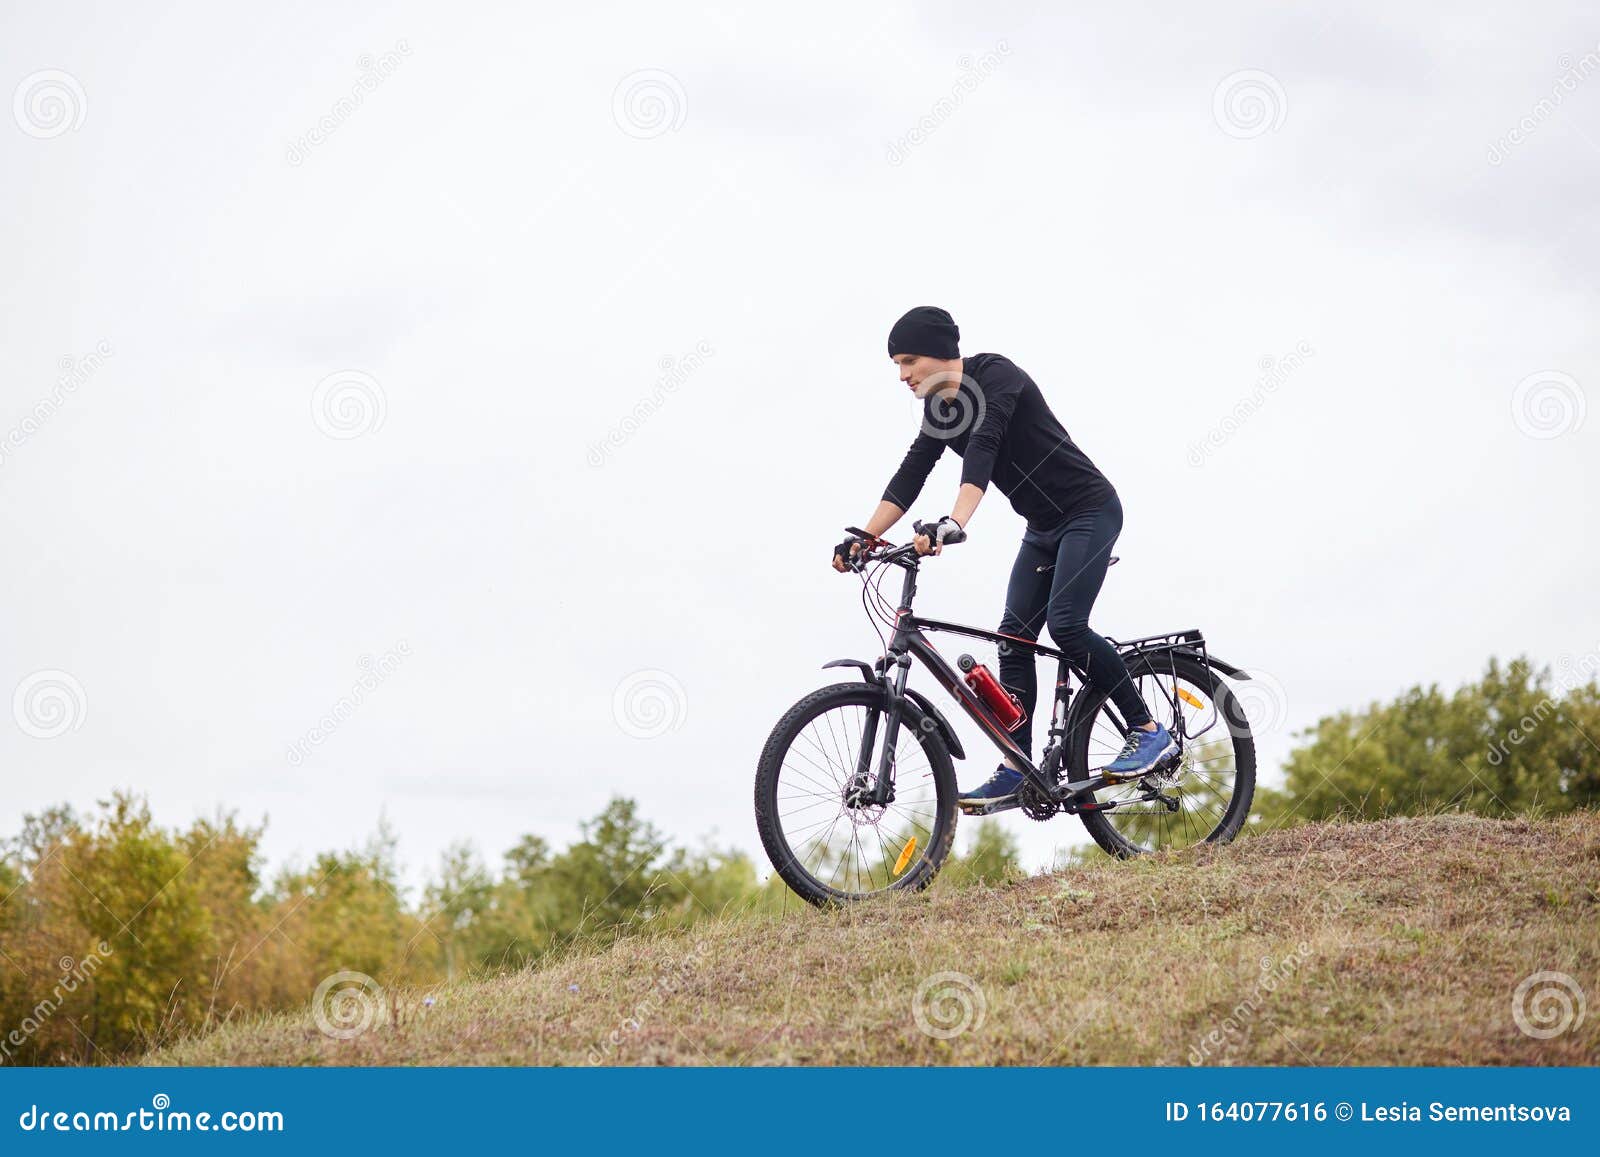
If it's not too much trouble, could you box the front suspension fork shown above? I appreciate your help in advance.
[869,653,913,805]
[848,653,912,808]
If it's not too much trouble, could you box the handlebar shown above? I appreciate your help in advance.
[839,522,952,572]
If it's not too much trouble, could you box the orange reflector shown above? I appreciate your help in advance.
[1177,688,1205,710]
[893,836,918,876]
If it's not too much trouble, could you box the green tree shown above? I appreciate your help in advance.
[1255,656,1600,827]
[1,792,768,1063]
[419,799,762,972]
[264,819,420,989]
[543,798,673,944]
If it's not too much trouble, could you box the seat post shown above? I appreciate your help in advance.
[1044,657,1074,759]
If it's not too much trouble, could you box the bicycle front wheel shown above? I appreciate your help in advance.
[1066,652,1256,858]
[755,682,958,906]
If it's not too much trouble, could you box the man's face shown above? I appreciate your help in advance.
[894,353,960,400]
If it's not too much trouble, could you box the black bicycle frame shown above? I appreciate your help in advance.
[838,550,1249,808]
[852,556,1080,806]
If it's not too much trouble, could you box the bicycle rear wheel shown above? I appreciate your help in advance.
[755,682,958,906]
[1066,652,1256,858]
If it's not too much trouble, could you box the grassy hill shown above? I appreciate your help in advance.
[150,813,1600,1066]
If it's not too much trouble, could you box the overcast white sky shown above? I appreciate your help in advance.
[3,2,1596,891]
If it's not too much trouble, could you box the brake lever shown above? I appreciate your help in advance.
[843,525,888,571]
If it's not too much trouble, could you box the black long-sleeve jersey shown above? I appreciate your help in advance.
[881,352,1115,531]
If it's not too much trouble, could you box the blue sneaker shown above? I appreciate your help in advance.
[1102,724,1179,783]
[958,765,1023,814]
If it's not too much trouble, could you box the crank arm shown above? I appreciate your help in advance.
[1052,773,1110,800]
[958,796,1022,817]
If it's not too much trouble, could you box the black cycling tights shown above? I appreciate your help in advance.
[997,491,1152,761]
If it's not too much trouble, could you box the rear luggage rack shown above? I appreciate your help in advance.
[1107,627,1205,654]
[1106,628,1221,742]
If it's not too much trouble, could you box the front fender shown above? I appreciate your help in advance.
[903,688,967,761]
[822,658,878,682]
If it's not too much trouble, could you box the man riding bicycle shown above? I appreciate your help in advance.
[831,306,1175,813]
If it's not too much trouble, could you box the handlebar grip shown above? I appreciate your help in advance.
[913,519,966,546]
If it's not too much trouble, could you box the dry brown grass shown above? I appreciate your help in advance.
[149,813,1600,1066]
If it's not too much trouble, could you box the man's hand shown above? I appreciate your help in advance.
[832,531,880,572]
[831,538,861,572]
[913,516,967,556]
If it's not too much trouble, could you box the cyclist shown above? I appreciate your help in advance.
[831,306,1175,813]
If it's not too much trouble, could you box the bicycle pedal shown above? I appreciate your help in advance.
[959,797,1021,817]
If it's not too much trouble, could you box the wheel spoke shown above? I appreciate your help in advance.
[764,692,954,902]
[1070,662,1253,855]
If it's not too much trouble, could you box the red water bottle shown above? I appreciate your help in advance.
[957,654,1026,732]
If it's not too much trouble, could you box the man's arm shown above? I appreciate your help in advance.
[862,499,906,541]
[832,432,944,571]
[834,427,954,571]
[881,429,945,513]
[912,482,984,555]
[957,359,1024,496]
[911,364,1021,552]
[949,482,984,528]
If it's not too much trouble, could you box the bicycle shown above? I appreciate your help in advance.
[754,523,1258,906]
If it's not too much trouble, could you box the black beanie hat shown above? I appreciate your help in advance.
[887,306,960,360]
